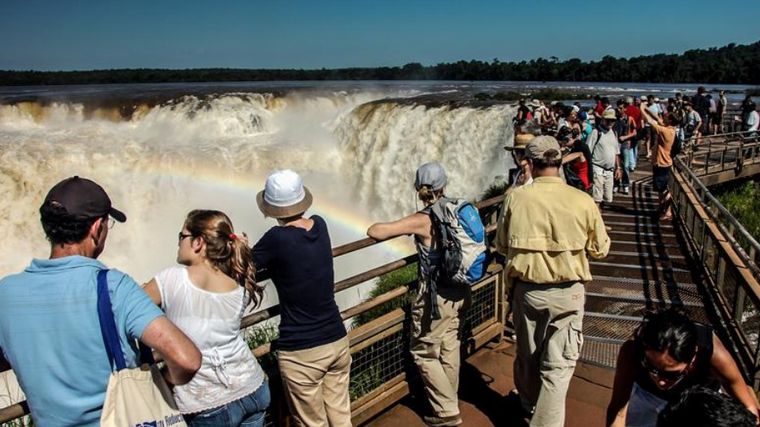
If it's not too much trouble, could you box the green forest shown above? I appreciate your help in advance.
[1,40,759,86]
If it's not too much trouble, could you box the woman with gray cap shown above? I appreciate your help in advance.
[367,162,467,427]
[252,170,351,427]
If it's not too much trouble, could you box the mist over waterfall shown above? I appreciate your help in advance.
[336,102,515,219]
[0,87,514,298]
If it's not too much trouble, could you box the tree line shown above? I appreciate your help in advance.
[1,40,759,86]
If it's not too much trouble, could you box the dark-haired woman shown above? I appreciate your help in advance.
[606,310,758,427]
[144,210,269,427]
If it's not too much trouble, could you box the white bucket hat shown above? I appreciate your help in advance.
[256,170,313,218]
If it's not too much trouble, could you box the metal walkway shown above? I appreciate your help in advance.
[580,166,708,369]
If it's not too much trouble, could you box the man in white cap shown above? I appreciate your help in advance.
[496,136,610,427]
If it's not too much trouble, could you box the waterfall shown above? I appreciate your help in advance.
[336,101,515,219]
[0,90,515,284]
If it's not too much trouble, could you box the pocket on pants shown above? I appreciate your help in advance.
[562,321,584,362]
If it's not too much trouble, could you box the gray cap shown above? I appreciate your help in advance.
[526,136,562,162]
[414,162,447,191]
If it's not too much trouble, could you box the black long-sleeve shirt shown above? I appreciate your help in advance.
[252,215,346,351]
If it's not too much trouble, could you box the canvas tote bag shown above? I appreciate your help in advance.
[96,269,187,427]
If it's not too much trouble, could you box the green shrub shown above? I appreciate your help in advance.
[481,181,508,201]
[716,181,760,242]
[349,362,382,401]
[0,417,33,427]
[352,264,418,328]
[243,323,279,372]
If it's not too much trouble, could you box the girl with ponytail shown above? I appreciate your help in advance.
[143,210,269,427]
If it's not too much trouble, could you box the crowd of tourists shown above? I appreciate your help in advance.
[0,89,759,427]
[513,88,758,223]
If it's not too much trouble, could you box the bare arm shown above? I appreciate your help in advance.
[607,340,637,427]
[562,151,585,164]
[367,212,431,241]
[141,317,201,385]
[711,334,760,420]
[141,278,162,306]
[640,103,657,127]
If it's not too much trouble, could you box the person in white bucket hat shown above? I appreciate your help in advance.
[252,170,351,427]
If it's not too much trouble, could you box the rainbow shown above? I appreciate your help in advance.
[128,160,415,257]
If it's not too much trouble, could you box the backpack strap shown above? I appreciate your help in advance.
[425,198,452,320]
[590,130,615,172]
[96,269,127,371]
[430,197,452,247]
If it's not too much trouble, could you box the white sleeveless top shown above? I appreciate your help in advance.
[154,266,265,414]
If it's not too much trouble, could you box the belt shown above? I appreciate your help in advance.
[514,279,585,288]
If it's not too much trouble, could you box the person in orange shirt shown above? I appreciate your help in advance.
[641,101,679,221]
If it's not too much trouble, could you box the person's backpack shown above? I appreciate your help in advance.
[671,130,683,157]
[563,163,586,191]
[429,198,487,286]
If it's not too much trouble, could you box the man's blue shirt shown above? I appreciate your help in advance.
[0,256,163,426]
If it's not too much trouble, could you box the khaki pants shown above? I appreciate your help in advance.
[592,166,614,204]
[278,336,352,427]
[512,281,584,427]
[411,282,469,418]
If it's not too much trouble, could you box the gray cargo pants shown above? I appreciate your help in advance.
[512,280,585,427]
[411,281,470,418]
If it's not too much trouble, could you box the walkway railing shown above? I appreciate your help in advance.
[671,148,760,388]
[683,130,760,185]
[0,197,507,426]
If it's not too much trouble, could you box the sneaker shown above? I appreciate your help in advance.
[423,414,462,427]
[613,186,619,193]
[623,186,630,194]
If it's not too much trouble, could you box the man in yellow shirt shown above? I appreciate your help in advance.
[495,135,610,427]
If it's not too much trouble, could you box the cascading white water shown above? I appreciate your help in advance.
[336,101,515,219]
[0,90,515,299]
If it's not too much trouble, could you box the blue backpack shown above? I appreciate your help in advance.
[430,198,487,286]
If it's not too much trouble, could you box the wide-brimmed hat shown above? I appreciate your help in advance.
[256,170,313,218]
[504,133,535,151]
[602,109,617,120]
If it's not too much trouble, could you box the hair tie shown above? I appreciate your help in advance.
[229,233,237,241]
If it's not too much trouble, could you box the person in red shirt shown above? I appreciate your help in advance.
[624,97,643,170]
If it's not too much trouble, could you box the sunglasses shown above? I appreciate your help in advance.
[178,232,193,242]
[640,357,690,383]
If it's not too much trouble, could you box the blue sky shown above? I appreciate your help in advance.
[2,0,759,71]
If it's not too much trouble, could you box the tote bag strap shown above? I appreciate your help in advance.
[96,269,127,371]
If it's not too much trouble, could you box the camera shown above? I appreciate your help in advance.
[556,126,579,142]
